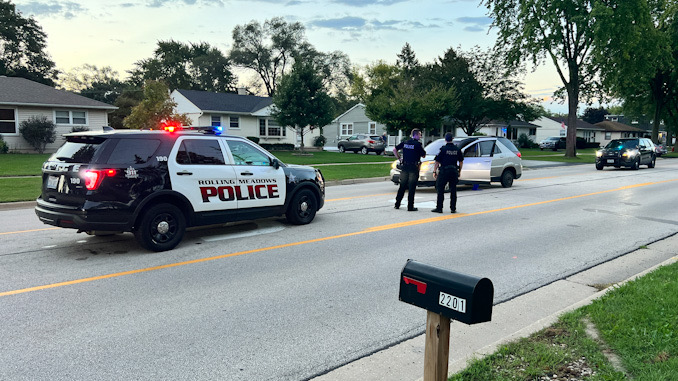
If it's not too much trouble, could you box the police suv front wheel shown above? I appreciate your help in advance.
[134,203,186,252]
[286,189,318,225]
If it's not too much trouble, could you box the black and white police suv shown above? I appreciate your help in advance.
[35,128,325,251]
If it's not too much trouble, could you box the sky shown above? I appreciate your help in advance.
[13,0,569,113]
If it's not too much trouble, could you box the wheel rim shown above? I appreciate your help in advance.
[297,195,311,218]
[150,213,177,243]
[361,147,367,154]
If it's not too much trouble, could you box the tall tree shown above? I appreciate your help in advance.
[581,106,609,124]
[230,17,306,96]
[594,0,674,143]
[130,40,235,93]
[0,0,58,85]
[485,0,598,157]
[123,80,191,130]
[58,64,127,105]
[272,60,335,152]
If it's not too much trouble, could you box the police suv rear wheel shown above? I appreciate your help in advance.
[134,203,186,252]
[286,189,317,225]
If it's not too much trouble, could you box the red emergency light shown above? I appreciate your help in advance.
[161,120,182,132]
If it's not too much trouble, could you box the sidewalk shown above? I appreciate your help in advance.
[312,234,678,381]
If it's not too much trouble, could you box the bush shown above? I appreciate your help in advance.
[247,136,260,144]
[19,116,56,153]
[70,126,90,133]
[260,143,295,151]
[518,133,538,149]
[0,135,8,154]
[313,135,327,147]
[472,131,487,136]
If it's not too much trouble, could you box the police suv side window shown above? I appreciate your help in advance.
[175,139,225,165]
[107,139,161,164]
[225,140,270,166]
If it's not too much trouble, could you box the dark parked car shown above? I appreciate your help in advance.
[539,136,566,150]
[596,138,656,170]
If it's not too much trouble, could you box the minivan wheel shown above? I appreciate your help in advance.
[286,189,317,225]
[134,203,186,252]
[360,146,368,155]
[500,170,515,188]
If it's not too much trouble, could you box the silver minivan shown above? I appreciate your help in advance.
[390,136,523,188]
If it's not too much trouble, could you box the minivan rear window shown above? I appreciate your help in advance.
[497,137,520,153]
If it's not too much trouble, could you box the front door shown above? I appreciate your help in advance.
[460,142,492,182]
[224,139,286,209]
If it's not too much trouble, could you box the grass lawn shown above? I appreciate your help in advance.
[273,150,393,165]
[450,261,678,380]
[318,163,392,181]
[521,148,597,164]
[0,153,50,176]
[0,177,41,202]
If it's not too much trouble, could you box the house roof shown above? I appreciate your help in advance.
[482,119,541,128]
[547,117,604,131]
[0,76,116,110]
[175,89,272,114]
[595,120,647,133]
[331,103,365,123]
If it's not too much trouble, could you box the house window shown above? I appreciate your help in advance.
[528,128,536,136]
[0,108,17,134]
[55,110,87,125]
[605,132,611,140]
[368,122,377,135]
[229,116,239,129]
[259,118,285,137]
[211,115,221,127]
[341,123,353,136]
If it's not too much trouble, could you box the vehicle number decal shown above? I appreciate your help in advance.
[439,292,466,313]
[156,156,168,162]
[70,177,81,185]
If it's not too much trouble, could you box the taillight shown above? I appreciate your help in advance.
[367,140,375,144]
[83,169,116,190]
[516,152,522,158]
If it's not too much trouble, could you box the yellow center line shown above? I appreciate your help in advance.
[0,227,59,235]
[2,178,676,298]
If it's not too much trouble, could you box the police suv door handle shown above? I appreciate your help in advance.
[176,171,193,176]
[240,171,254,176]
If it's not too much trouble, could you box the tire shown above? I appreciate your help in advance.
[596,162,604,170]
[500,170,515,188]
[338,145,345,153]
[376,150,383,155]
[360,146,368,155]
[134,203,186,252]
[631,158,640,170]
[648,155,656,168]
[286,189,318,225]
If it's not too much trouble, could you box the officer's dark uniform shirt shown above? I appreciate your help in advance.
[396,138,426,164]
[435,143,464,168]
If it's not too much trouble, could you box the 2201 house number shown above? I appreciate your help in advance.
[439,292,466,313]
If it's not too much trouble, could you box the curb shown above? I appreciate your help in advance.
[0,200,35,211]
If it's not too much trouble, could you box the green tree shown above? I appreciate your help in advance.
[123,80,191,130]
[0,0,58,85]
[272,60,335,152]
[485,0,599,157]
[130,40,235,93]
[109,88,143,129]
[582,107,609,124]
[58,64,127,105]
[594,0,674,143]
[19,115,56,153]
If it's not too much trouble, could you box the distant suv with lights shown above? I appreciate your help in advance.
[35,128,325,251]
[595,138,656,170]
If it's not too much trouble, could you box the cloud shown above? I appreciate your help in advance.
[309,16,366,30]
[309,17,442,32]
[15,1,85,19]
[331,0,408,6]
[146,0,223,7]
[456,16,493,32]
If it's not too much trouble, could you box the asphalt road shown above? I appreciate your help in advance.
[1,158,677,380]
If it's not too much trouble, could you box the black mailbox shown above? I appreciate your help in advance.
[399,260,494,325]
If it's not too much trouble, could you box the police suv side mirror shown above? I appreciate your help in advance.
[271,158,280,170]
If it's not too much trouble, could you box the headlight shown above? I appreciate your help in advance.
[622,150,638,158]
[391,160,399,170]
[420,161,434,172]
[596,150,603,157]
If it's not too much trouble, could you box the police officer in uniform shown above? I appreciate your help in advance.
[394,129,426,211]
[431,133,463,213]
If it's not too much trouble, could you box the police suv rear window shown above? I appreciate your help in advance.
[50,141,104,163]
[107,139,160,164]
[176,139,225,165]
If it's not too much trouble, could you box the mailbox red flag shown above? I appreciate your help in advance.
[403,276,427,294]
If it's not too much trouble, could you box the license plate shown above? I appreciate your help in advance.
[47,175,59,189]
[607,159,614,163]
[439,291,466,313]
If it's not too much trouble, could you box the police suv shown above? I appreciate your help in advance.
[35,128,325,251]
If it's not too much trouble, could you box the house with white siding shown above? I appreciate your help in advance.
[322,103,390,148]
[0,76,117,153]
[171,89,319,147]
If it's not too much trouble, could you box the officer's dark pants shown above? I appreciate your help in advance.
[396,164,419,208]
[436,166,459,211]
